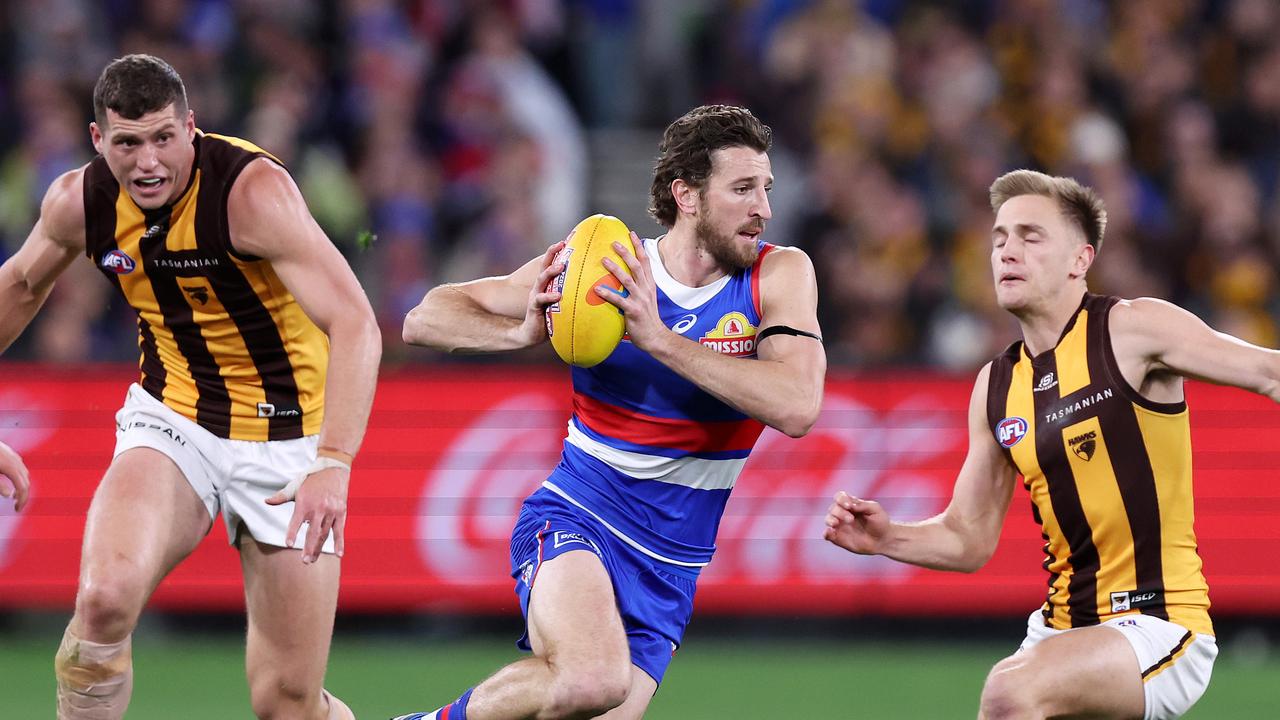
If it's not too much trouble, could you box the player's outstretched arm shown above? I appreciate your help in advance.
[402,240,565,353]
[0,440,30,512]
[600,242,825,437]
[0,169,86,353]
[824,364,1018,572]
[1110,297,1280,402]
[228,158,381,563]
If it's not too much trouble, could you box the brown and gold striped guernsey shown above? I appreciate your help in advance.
[986,293,1212,635]
[83,131,327,441]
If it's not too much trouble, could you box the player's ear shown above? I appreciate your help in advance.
[672,179,699,218]
[1070,241,1095,279]
[89,122,104,155]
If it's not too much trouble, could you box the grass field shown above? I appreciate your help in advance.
[3,617,1276,718]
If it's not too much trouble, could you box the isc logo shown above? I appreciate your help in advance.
[257,402,301,418]
[997,416,1028,448]
[100,250,136,274]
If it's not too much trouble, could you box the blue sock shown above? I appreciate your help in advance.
[391,688,473,720]
[448,688,474,720]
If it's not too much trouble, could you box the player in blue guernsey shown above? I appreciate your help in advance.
[398,105,825,720]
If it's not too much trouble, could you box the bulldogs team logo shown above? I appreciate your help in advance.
[997,417,1029,448]
[700,311,757,356]
[100,250,136,274]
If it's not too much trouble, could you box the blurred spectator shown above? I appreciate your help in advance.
[0,0,1277,370]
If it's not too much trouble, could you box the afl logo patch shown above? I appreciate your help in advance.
[997,417,1028,448]
[100,250,136,274]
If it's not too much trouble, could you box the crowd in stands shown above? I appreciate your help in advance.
[1,0,1277,371]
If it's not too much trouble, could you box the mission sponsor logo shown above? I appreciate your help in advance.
[100,250,137,274]
[1068,429,1098,461]
[700,311,757,356]
[996,416,1028,448]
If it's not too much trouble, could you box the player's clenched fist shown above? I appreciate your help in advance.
[0,440,30,512]
[822,491,889,555]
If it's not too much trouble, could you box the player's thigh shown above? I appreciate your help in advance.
[596,665,658,720]
[77,448,212,610]
[239,535,340,679]
[526,548,630,665]
[993,624,1144,718]
[221,434,325,554]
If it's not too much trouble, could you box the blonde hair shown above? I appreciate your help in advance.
[989,170,1107,250]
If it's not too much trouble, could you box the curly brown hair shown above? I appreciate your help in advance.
[93,54,188,127]
[648,105,772,228]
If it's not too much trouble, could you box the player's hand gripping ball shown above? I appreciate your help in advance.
[544,214,635,367]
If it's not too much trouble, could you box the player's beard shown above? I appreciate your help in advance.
[695,211,762,270]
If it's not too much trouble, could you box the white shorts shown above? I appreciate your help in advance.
[1020,609,1217,720]
[112,384,332,554]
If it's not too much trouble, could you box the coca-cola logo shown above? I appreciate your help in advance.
[414,391,964,586]
[415,393,565,580]
[709,394,963,582]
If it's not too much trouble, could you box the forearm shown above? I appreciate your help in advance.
[0,271,53,354]
[644,331,821,437]
[1254,354,1280,404]
[317,318,382,457]
[403,286,531,353]
[879,516,992,573]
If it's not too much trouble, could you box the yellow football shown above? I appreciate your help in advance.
[545,214,635,367]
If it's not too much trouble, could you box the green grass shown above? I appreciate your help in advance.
[3,626,1275,718]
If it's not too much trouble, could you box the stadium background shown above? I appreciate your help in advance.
[0,0,1278,717]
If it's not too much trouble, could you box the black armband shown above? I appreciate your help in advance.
[757,325,823,343]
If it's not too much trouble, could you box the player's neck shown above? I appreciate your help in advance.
[656,226,731,288]
[1016,287,1088,357]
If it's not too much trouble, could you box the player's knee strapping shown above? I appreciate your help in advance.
[55,630,133,719]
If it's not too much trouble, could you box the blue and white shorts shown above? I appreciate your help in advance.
[509,487,698,684]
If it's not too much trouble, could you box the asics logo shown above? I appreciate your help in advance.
[671,314,698,334]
